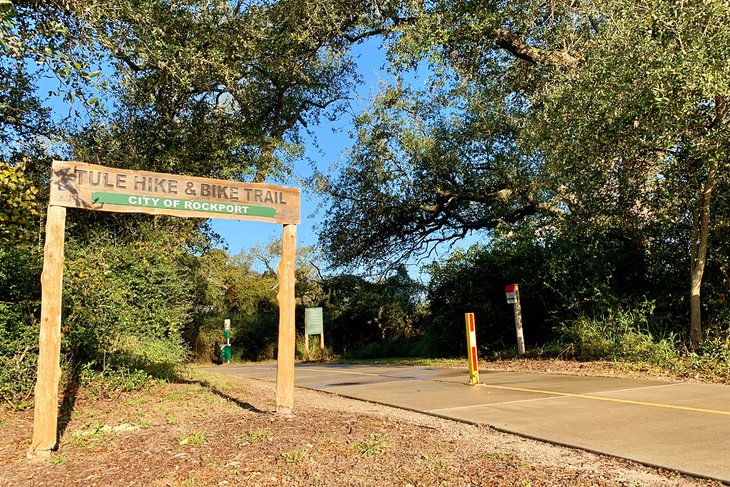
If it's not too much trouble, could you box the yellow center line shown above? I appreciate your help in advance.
[476,384,730,416]
[303,367,730,416]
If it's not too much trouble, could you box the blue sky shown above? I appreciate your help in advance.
[209,39,394,256]
[35,36,478,276]
[34,39,393,256]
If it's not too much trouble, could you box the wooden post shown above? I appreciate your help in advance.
[304,333,309,361]
[513,285,525,355]
[29,205,66,458]
[276,224,297,414]
[319,331,325,351]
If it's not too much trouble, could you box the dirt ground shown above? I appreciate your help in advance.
[0,364,723,487]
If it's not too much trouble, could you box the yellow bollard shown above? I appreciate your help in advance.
[465,313,479,385]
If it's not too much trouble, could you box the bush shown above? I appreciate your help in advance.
[688,329,730,380]
[107,335,189,381]
[0,243,42,407]
[187,315,226,363]
[63,229,194,374]
[559,302,679,366]
[0,302,39,408]
[230,304,278,361]
[78,363,152,397]
[296,334,333,362]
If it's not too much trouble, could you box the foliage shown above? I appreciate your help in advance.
[318,0,730,351]
[178,430,207,447]
[0,242,41,406]
[63,226,193,378]
[688,329,730,380]
[318,267,425,355]
[0,301,39,407]
[318,81,537,271]
[348,433,391,457]
[295,334,333,362]
[558,304,679,365]
[0,160,40,243]
[2,0,729,397]
[78,363,152,397]
[62,0,395,183]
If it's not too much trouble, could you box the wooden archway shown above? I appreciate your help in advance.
[29,161,300,457]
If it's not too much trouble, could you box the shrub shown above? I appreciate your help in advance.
[63,229,194,376]
[107,335,189,381]
[78,363,151,397]
[0,302,39,407]
[559,302,679,366]
[0,243,42,406]
[688,329,730,380]
[295,334,333,362]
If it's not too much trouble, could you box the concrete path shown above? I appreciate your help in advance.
[209,364,730,482]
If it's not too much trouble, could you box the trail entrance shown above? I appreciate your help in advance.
[29,161,300,457]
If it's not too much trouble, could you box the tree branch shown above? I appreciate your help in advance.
[493,28,582,68]
[707,95,728,132]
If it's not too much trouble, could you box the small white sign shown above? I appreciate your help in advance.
[506,292,517,304]
[224,319,231,331]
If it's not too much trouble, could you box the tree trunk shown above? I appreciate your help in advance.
[689,158,717,352]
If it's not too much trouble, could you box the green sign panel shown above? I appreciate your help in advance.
[92,192,276,218]
[305,307,324,335]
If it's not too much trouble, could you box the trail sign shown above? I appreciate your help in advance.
[304,307,324,335]
[49,161,300,224]
[304,307,325,357]
[505,284,518,304]
[30,161,300,458]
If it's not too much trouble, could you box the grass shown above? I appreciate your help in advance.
[48,453,69,465]
[281,448,307,464]
[349,433,391,457]
[178,431,207,447]
[243,429,270,442]
[70,422,108,450]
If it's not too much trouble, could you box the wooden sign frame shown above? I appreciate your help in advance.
[29,161,299,458]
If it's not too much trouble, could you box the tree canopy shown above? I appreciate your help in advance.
[318,0,730,348]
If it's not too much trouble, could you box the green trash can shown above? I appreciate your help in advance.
[220,343,231,363]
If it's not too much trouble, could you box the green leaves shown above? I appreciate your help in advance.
[0,161,40,244]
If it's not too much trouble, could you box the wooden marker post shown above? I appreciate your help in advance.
[304,333,309,361]
[276,224,297,414]
[464,313,479,385]
[505,284,525,355]
[28,205,66,458]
